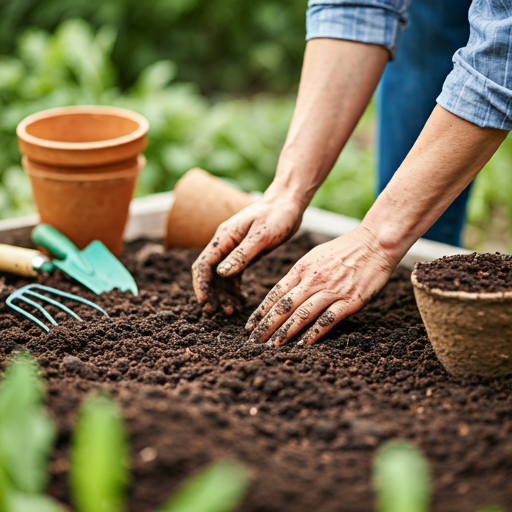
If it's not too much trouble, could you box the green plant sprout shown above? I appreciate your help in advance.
[0,353,63,512]
[159,460,250,512]
[373,440,504,512]
[373,441,431,512]
[0,354,250,512]
[70,394,128,512]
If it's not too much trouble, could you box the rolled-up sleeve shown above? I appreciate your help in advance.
[437,1,512,130]
[306,0,410,60]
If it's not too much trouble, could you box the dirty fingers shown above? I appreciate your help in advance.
[245,228,397,347]
[192,190,304,315]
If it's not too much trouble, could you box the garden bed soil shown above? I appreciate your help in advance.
[415,253,512,293]
[1,233,512,512]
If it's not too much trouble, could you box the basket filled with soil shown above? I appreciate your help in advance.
[412,253,512,377]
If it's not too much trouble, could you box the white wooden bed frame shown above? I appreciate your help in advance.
[0,191,471,268]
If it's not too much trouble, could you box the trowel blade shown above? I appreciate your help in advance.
[53,259,110,295]
[81,241,138,296]
[53,241,138,296]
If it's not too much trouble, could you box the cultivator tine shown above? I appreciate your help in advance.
[13,294,58,325]
[30,285,108,315]
[6,284,108,332]
[24,290,82,321]
[6,300,54,333]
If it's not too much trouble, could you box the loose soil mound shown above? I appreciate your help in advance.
[0,234,511,512]
[415,253,512,293]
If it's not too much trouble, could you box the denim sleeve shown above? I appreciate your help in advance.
[306,0,411,60]
[437,1,512,130]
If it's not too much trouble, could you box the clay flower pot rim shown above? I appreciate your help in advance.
[16,105,149,151]
[23,155,145,182]
[411,269,512,301]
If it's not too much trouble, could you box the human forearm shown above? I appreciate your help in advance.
[268,38,388,207]
[246,106,508,347]
[363,105,509,261]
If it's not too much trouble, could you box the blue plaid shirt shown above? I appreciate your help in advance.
[306,0,512,131]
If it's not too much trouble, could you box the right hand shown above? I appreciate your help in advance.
[192,185,305,315]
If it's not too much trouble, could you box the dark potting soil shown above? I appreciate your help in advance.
[1,233,512,512]
[415,252,512,293]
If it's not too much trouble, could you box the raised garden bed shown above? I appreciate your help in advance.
[0,226,511,512]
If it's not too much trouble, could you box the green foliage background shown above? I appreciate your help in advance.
[0,0,511,250]
[0,0,308,94]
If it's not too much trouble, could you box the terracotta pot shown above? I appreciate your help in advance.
[411,266,512,377]
[23,156,145,257]
[165,168,254,249]
[17,105,149,167]
[17,106,149,256]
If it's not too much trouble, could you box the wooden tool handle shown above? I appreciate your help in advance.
[0,244,43,277]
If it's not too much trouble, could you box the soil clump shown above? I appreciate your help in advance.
[0,234,511,512]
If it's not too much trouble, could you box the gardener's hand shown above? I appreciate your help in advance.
[245,226,398,346]
[192,184,305,315]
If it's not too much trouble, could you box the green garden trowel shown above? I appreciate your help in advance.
[31,224,138,296]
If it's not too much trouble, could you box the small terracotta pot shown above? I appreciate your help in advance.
[23,156,145,257]
[165,168,254,249]
[17,105,149,167]
[411,266,512,377]
[17,106,149,256]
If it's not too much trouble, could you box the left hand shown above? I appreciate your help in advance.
[245,226,398,346]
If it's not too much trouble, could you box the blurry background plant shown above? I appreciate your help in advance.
[0,0,308,94]
[372,440,504,512]
[0,0,510,251]
[0,353,250,512]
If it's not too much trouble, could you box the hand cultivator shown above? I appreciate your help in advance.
[6,284,108,332]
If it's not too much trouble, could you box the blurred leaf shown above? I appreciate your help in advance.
[250,42,285,73]
[70,393,128,512]
[135,60,178,94]
[96,25,118,57]
[159,460,250,512]
[475,507,505,512]
[0,354,55,494]
[0,58,25,90]
[0,461,9,512]
[8,492,66,512]
[54,19,113,99]
[373,440,430,512]
[17,29,51,71]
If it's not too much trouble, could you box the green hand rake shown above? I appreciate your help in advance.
[6,284,108,332]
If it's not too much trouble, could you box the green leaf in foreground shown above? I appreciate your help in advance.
[7,492,66,512]
[0,462,9,512]
[70,393,129,512]
[0,354,55,494]
[475,507,505,512]
[159,460,250,512]
[373,440,431,512]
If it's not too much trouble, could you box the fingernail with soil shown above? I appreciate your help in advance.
[217,261,233,275]
[245,320,254,331]
[269,331,282,347]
